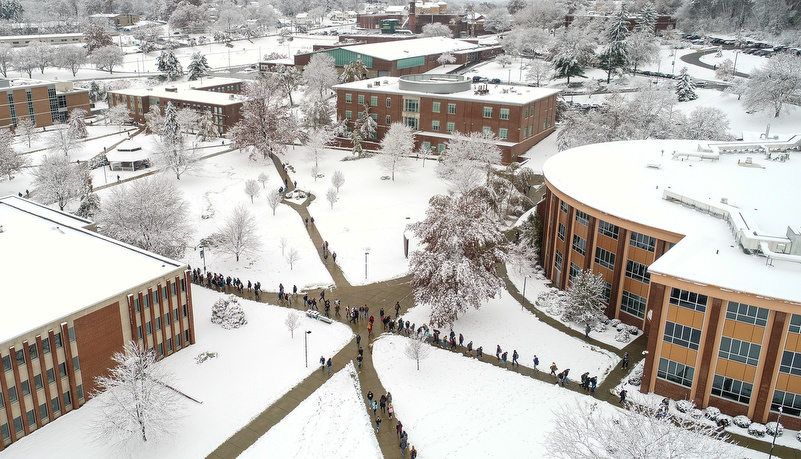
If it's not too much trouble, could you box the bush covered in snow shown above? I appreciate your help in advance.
[716,414,732,427]
[593,321,607,333]
[690,408,703,419]
[536,290,565,316]
[704,406,721,421]
[609,319,622,328]
[195,351,218,364]
[766,421,784,437]
[748,423,767,437]
[627,362,644,386]
[675,399,693,413]
[211,295,248,329]
[615,329,632,343]
[733,415,752,429]
[796,430,801,442]
[627,325,639,335]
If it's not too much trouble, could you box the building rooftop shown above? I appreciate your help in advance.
[334,75,561,105]
[110,77,245,106]
[543,139,801,305]
[332,37,491,62]
[0,196,184,344]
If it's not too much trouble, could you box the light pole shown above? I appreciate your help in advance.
[522,274,531,310]
[768,406,783,459]
[199,247,206,273]
[364,251,369,279]
[733,50,740,75]
[304,330,312,367]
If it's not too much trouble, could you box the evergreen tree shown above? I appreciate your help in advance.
[562,269,606,325]
[340,59,367,83]
[637,2,658,34]
[186,52,210,81]
[598,7,629,83]
[67,108,88,140]
[675,67,697,102]
[157,50,184,81]
[196,110,219,141]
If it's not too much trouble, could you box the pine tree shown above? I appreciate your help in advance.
[186,52,210,81]
[598,7,629,84]
[196,110,218,141]
[157,50,184,81]
[675,67,698,102]
[340,59,367,83]
[637,2,658,35]
[562,269,606,325]
[67,108,88,139]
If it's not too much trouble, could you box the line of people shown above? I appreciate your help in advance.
[366,390,417,459]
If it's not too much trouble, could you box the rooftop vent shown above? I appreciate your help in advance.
[374,80,380,86]
[383,80,389,85]
[367,83,373,88]
[229,94,235,100]
[165,86,177,92]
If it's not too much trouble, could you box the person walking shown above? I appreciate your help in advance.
[319,356,325,372]
[356,334,361,348]
[467,341,473,355]
[372,400,378,416]
[410,446,417,459]
[512,349,519,367]
[357,354,363,369]
[476,346,483,359]
[496,345,502,360]
[332,251,337,263]
[396,421,403,438]
[618,389,628,406]
[501,351,508,368]
[395,301,401,316]
[380,394,387,413]
[533,355,539,371]
[367,390,373,406]
[400,435,407,458]
[459,333,464,347]
[622,351,630,369]
[585,323,591,338]
[387,403,394,419]
[375,415,381,433]
[590,375,598,393]
[326,357,332,375]
[550,362,558,376]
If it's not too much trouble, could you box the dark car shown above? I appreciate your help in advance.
[490,78,501,84]
[472,75,483,82]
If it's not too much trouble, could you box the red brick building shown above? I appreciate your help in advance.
[0,78,90,129]
[334,74,558,164]
[0,196,196,450]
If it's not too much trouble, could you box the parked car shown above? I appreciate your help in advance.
[490,78,501,84]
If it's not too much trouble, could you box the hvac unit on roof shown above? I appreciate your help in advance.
[367,83,373,88]
[383,80,389,84]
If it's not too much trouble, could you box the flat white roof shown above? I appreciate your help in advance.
[0,196,183,344]
[543,139,801,304]
[334,76,560,105]
[110,78,245,106]
[333,37,490,62]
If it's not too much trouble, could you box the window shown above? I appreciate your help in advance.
[146,322,152,335]
[134,297,140,313]
[780,351,801,376]
[0,391,3,408]
[663,321,702,350]
[483,106,492,118]
[498,128,508,139]
[572,234,586,256]
[404,99,419,112]
[162,286,168,299]
[34,373,43,390]
[575,210,589,226]
[152,290,159,304]
[137,326,143,340]
[370,96,377,106]
[29,343,38,360]
[482,126,491,136]
[669,288,707,312]
[447,103,456,114]
[422,141,431,151]
[172,283,177,296]
[68,326,75,342]
[73,356,80,371]
[345,93,352,103]
[554,250,563,271]
[156,317,162,331]
[500,108,509,120]
[386,115,391,125]
[598,220,619,239]
[21,380,30,396]
[568,262,581,284]
[168,338,173,352]
[525,107,529,118]
[344,110,352,120]
[174,309,179,322]
[560,201,568,214]
[657,358,694,387]
[712,375,752,404]
[0,423,7,440]
[27,409,34,426]
[158,343,164,356]
[625,260,650,284]
[357,95,364,104]
[431,120,440,131]
[630,231,656,252]
[47,368,55,383]
[59,362,67,377]
[54,332,62,348]
[719,337,761,366]
[726,302,768,327]
[772,390,801,416]
[403,117,418,129]
[77,384,83,400]
[13,416,22,433]
[185,330,190,342]
[602,281,612,303]
[557,223,566,242]
[432,102,441,113]
[51,396,60,414]
[2,355,10,372]
[386,98,391,107]
[39,403,47,421]
[446,122,455,132]
[144,295,149,309]
[16,349,24,366]
[620,291,647,319]
[595,247,615,270]
[790,314,801,334]
[8,386,17,403]
[183,304,188,318]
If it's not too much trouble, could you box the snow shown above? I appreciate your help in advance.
[4,287,353,458]
[326,37,487,61]
[240,362,382,459]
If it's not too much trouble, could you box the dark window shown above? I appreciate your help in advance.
[0,423,8,440]
[575,210,589,226]
[2,355,10,372]
[47,368,55,383]
[64,391,71,408]
[663,321,702,350]
[54,333,62,349]
[780,351,801,376]
[21,380,30,396]
[51,396,60,414]
[598,220,619,239]
[13,416,22,433]
[625,260,650,284]
[68,326,75,342]
[135,297,140,313]
[73,356,80,371]
[629,231,656,252]
[719,337,760,366]
[712,375,752,404]
[77,384,84,400]
[8,386,17,403]
[59,362,67,377]
[39,403,47,421]
[554,250,563,271]
[568,262,581,284]
[29,343,38,360]
[167,338,173,352]
[165,313,171,326]
[184,330,190,342]
[158,343,164,356]
[595,247,615,270]
[183,304,188,317]
[560,201,568,213]
[42,337,50,354]
[137,326,143,340]
[557,223,566,241]
[174,309,179,322]
[772,390,801,417]
[726,302,769,327]
[146,322,152,335]
[620,291,647,319]
[27,409,35,426]
[572,234,586,256]
[16,349,24,366]
[669,288,707,312]
[156,317,161,331]
[657,358,694,387]
[34,374,43,390]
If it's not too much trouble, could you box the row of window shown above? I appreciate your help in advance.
[3,331,67,373]
[620,290,647,319]
[572,235,586,256]
[629,231,656,252]
[658,357,694,387]
[595,247,615,270]
[719,337,761,366]
[346,94,525,122]
[133,284,180,313]
[663,321,702,350]
[0,358,77,411]
[712,375,752,404]
[625,260,650,285]
[669,288,708,313]
[0,388,79,439]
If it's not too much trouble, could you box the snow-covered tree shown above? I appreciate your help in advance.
[378,122,415,181]
[257,172,269,189]
[76,192,100,220]
[404,335,431,370]
[286,247,300,270]
[547,400,740,459]
[597,8,629,84]
[176,109,199,134]
[496,54,513,68]
[562,269,606,325]
[12,46,37,78]
[354,104,377,142]
[676,106,733,140]
[285,311,301,338]
[211,295,248,328]
[196,110,218,141]
[331,170,345,192]
[92,342,179,446]
[83,23,113,54]
[106,104,131,132]
[169,2,208,31]
[244,179,260,203]
[526,59,553,87]
[274,64,302,106]
[636,2,658,34]
[54,46,86,77]
[305,127,333,167]
[33,154,86,211]
[47,123,83,157]
[303,53,337,100]
[0,128,27,180]
[715,58,736,82]
[15,116,37,148]
[514,2,567,29]
[340,59,368,83]
[145,106,164,136]
[421,23,452,37]
[229,75,294,159]
[437,51,456,66]
[326,187,337,209]
[626,31,659,75]
[301,95,334,131]
[484,8,512,33]
[97,175,193,259]
[310,164,320,182]
[67,108,88,140]
[279,237,288,256]
[350,131,364,157]
[407,193,506,328]
[157,103,197,180]
[218,204,261,262]
[266,188,282,215]
[551,26,595,84]
[0,43,12,77]
[186,52,210,81]
[440,131,502,185]
[675,67,698,102]
[131,24,162,56]
[90,45,124,74]
[157,50,184,81]
[507,0,527,14]
[743,53,801,118]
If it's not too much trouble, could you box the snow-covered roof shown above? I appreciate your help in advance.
[110,78,245,106]
[543,139,801,305]
[334,75,560,105]
[0,195,184,345]
[333,37,488,62]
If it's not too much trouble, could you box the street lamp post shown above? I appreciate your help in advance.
[304,330,312,367]
[733,50,740,76]
[522,275,531,310]
[199,247,206,273]
[364,251,369,279]
[768,406,783,459]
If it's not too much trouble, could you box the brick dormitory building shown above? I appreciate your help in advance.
[0,196,196,449]
[538,137,801,428]
[334,74,559,164]
[0,78,90,129]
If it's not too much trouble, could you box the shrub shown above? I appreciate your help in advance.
[211,295,248,329]
[690,408,703,419]
[748,423,767,437]
[609,319,622,328]
[766,421,784,437]
[195,351,218,364]
[628,325,639,335]
[733,415,752,429]
[796,430,801,442]
[716,414,732,427]
[615,330,632,343]
[704,406,721,421]
[675,399,693,413]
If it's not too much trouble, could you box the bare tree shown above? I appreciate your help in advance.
[279,237,288,256]
[90,45,124,74]
[15,116,37,148]
[47,123,83,157]
[0,43,12,77]
[12,46,37,78]
[404,335,431,370]
[218,204,261,262]
[92,341,180,446]
[156,137,200,180]
[311,164,320,182]
[0,128,28,180]
[258,172,269,188]
[743,53,801,117]
[55,45,86,77]
[326,187,338,209]
[33,154,86,211]
[266,188,282,215]
[176,109,200,134]
[96,175,194,259]
[331,170,345,192]
[378,123,415,181]
[304,127,333,167]
[303,53,338,100]
[244,179,260,203]
[106,104,131,132]
[229,75,294,159]
[285,311,301,337]
[286,247,300,270]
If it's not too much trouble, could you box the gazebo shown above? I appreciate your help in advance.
[107,139,150,171]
